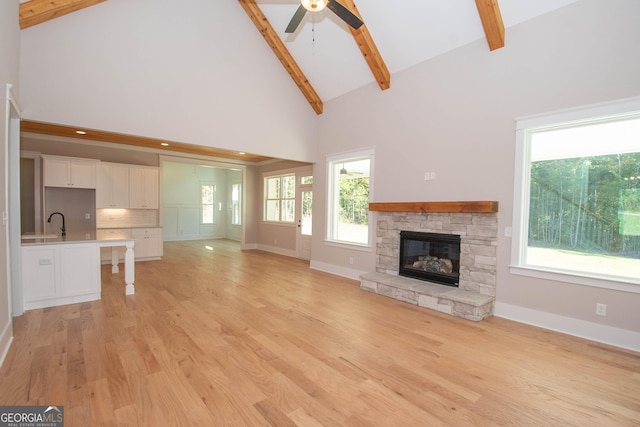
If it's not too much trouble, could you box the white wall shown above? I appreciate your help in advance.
[0,0,21,366]
[18,0,319,162]
[163,162,232,241]
[311,0,640,349]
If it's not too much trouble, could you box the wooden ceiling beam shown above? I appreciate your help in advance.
[474,0,505,51]
[19,0,107,30]
[237,0,323,115]
[341,0,390,91]
[21,120,276,163]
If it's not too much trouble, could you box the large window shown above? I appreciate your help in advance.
[264,174,295,222]
[512,98,640,292]
[327,149,374,246]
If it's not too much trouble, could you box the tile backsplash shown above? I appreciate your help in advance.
[96,209,159,229]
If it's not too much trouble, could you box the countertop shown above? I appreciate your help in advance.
[21,230,133,246]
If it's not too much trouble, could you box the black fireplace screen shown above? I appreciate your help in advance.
[399,231,460,286]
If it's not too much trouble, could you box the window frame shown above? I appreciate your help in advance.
[325,148,375,249]
[200,182,216,225]
[511,97,640,294]
[231,183,241,226]
[263,173,296,224]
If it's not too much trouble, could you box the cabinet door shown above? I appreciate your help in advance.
[69,160,97,189]
[43,157,71,187]
[142,168,159,209]
[43,157,97,188]
[97,164,129,208]
[130,167,159,208]
[21,246,59,302]
[59,244,98,297]
[131,228,163,258]
[145,228,163,257]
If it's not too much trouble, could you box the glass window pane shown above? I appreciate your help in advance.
[283,175,295,198]
[266,177,280,199]
[202,184,214,203]
[202,205,214,224]
[301,176,313,185]
[231,184,241,225]
[301,190,312,235]
[266,200,279,221]
[282,199,295,222]
[525,116,640,281]
[328,156,371,245]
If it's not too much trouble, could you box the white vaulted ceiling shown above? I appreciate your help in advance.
[256,0,578,102]
[19,0,579,114]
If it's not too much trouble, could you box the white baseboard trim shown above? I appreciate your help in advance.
[256,244,296,258]
[0,319,13,369]
[495,302,640,353]
[309,260,364,281]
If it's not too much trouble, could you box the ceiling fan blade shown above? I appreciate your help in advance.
[285,4,307,33]
[327,0,363,30]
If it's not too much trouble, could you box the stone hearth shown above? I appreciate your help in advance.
[360,201,498,321]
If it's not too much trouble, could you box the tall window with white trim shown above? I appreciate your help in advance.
[327,149,374,246]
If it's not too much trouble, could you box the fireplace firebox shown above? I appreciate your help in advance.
[399,231,461,286]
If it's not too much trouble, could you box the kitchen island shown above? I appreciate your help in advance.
[21,230,135,310]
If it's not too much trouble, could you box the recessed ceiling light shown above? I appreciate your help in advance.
[161,143,169,146]
[239,152,246,155]
[75,130,86,135]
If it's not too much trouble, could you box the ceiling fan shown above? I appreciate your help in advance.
[285,0,364,34]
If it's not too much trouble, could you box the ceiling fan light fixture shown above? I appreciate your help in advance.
[301,0,329,13]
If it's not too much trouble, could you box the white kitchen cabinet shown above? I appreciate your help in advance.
[132,228,163,259]
[129,166,159,208]
[22,243,100,310]
[43,155,98,189]
[97,162,130,208]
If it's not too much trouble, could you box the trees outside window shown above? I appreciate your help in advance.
[513,99,640,290]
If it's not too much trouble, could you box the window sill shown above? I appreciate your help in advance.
[509,265,640,294]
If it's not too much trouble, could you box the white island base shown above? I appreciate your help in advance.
[21,230,135,310]
[100,239,136,295]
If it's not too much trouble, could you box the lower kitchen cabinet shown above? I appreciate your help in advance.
[99,227,163,261]
[22,243,100,310]
[132,228,163,258]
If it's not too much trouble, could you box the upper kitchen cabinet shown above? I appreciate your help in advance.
[97,162,129,208]
[42,155,98,189]
[129,166,159,209]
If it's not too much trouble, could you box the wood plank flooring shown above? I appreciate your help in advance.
[1,239,639,426]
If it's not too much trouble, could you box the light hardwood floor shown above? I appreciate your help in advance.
[1,239,639,426]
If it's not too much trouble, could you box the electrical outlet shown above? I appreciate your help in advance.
[349,257,354,265]
[85,213,91,219]
[595,303,607,316]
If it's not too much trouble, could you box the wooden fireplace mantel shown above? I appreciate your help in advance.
[368,201,499,213]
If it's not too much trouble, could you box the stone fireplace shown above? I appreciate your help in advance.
[360,201,498,321]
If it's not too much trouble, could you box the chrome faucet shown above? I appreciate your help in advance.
[47,212,66,237]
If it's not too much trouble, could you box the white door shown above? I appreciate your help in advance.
[296,180,312,260]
